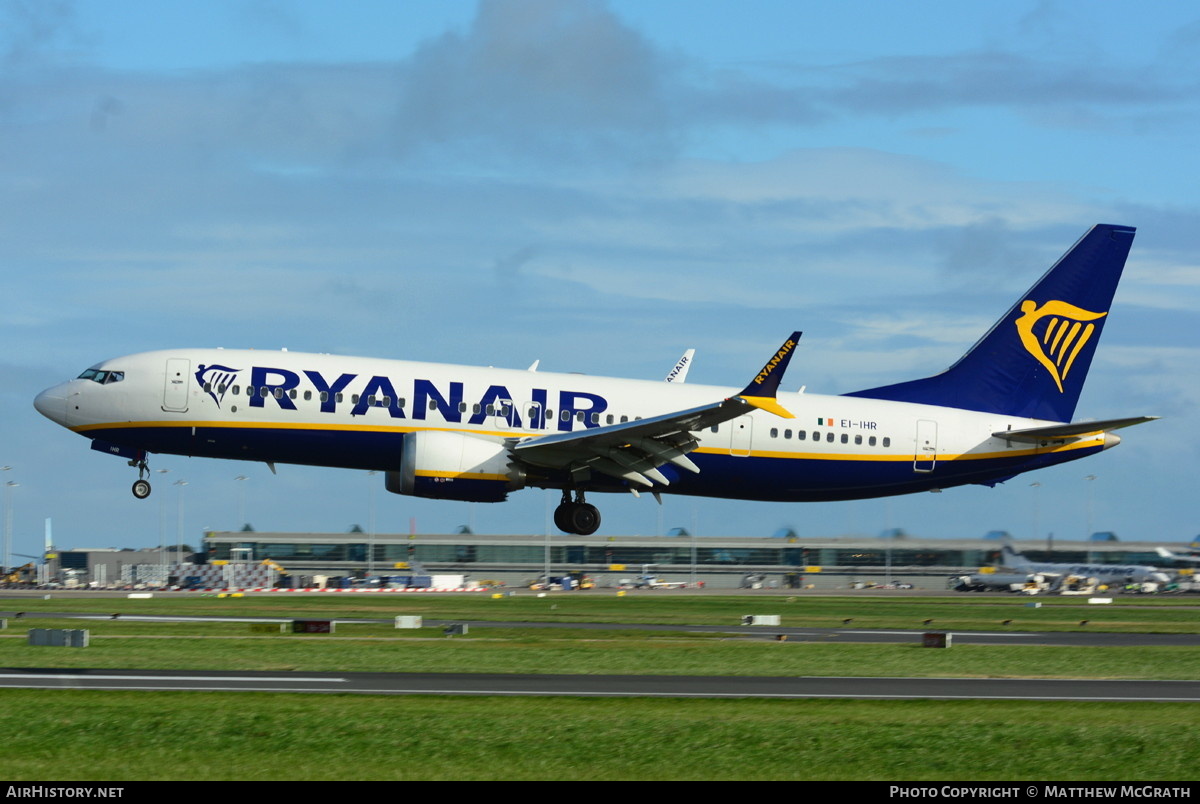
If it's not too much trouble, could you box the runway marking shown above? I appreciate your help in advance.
[0,681,1194,701]
[70,616,294,623]
[367,692,1200,701]
[850,630,1032,637]
[0,673,346,683]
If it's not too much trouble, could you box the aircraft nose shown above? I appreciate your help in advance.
[34,385,68,425]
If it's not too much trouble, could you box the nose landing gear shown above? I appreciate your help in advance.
[553,489,601,535]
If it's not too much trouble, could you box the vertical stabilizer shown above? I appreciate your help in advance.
[1002,544,1032,569]
[845,224,1136,422]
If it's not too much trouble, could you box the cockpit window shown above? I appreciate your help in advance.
[76,369,125,385]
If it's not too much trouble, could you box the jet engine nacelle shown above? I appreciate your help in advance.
[386,430,525,503]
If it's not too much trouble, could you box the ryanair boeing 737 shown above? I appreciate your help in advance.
[34,224,1156,534]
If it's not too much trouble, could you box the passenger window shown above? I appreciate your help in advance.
[319,391,328,403]
[855,435,862,445]
[826,432,834,443]
[883,437,891,448]
[798,430,806,441]
[770,428,778,438]
[429,400,437,411]
[841,434,848,444]
[304,390,312,401]
[606,415,614,425]
[784,429,792,439]
[869,436,877,446]
[620,415,628,423]
[561,410,570,422]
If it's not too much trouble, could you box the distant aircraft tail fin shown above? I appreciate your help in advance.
[845,224,1136,422]
[1002,544,1032,568]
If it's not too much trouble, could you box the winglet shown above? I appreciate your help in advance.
[665,349,695,383]
[736,332,801,418]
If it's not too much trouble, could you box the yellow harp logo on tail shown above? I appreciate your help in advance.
[1015,300,1107,393]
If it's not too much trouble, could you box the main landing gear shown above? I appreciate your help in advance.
[129,454,152,499]
[554,490,600,535]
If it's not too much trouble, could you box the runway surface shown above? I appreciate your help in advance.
[4,603,1197,701]
[4,608,1199,647]
[2,668,1199,701]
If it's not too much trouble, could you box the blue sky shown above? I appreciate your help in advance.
[3,0,1198,557]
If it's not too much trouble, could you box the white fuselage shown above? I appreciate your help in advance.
[34,348,1112,503]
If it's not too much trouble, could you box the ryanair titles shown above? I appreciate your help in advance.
[197,364,608,432]
[752,338,797,387]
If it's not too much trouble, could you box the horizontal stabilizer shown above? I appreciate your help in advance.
[994,416,1158,443]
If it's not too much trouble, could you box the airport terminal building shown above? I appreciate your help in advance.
[187,530,1189,590]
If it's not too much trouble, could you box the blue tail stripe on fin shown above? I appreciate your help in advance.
[844,224,1135,422]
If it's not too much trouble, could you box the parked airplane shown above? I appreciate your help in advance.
[999,544,1171,587]
[34,224,1155,534]
[950,570,1049,593]
[1155,539,1200,564]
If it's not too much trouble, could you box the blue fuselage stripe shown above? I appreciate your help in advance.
[81,423,1103,501]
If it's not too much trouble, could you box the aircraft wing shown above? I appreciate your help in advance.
[993,416,1158,443]
[513,333,800,489]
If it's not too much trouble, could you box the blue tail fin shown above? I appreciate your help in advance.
[845,224,1136,422]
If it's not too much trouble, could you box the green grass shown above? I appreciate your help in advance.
[4,593,1198,781]
[0,691,1194,781]
[6,592,1200,632]
[3,619,1199,679]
